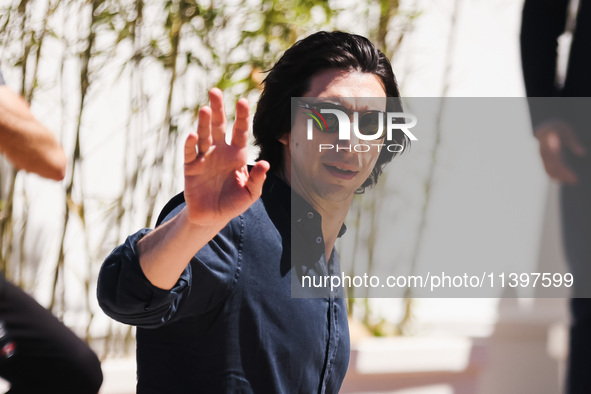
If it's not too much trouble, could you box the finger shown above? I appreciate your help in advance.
[246,160,270,199]
[197,106,212,155]
[184,133,198,164]
[562,128,586,157]
[550,164,578,184]
[209,88,227,142]
[231,98,250,148]
[542,151,578,184]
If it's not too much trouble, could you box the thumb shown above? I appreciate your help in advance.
[247,161,270,199]
[546,132,563,155]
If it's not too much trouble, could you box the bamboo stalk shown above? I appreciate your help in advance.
[50,0,99,314]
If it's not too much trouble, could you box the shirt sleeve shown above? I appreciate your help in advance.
[97,204,243,328]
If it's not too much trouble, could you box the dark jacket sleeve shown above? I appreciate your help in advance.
[521,0,570,98]
[521,0,571,130]
[97,202,243,328]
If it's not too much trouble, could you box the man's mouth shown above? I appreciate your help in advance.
[329,165,355,174]
[324,164,359,180]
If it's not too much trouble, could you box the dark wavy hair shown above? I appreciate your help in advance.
[253,30,408,193]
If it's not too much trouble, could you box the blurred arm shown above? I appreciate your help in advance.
[0,84,66,180]
[521,0,586,184]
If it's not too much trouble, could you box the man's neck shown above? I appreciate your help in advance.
[316,202,349,260]
[275,168,350,259]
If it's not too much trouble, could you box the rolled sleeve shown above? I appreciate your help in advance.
[97,214,243,329]
[97,229,192,328]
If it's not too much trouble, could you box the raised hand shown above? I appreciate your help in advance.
[183,88,270,226]
[136,88,269,290]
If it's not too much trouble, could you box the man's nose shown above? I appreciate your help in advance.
[335,130,362,151]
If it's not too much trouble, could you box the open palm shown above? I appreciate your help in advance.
[183,88,270,226]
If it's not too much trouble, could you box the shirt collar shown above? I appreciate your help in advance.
[263,172,347,238]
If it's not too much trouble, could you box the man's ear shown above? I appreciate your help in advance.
[278,133,289,146]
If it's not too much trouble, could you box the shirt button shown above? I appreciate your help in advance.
[307,212,314,219]
[316,236,322,244]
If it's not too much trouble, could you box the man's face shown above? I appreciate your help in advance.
[281,69,387,208]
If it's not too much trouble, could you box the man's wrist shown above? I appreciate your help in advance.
[178,206,228,240]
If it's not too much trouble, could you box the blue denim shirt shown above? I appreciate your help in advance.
[97,174,350,393]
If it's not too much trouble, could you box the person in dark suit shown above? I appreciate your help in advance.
[521,1,591,392]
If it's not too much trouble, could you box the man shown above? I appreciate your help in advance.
[521,1,591,393]
[98,31,406,393]
[0,70,103,392]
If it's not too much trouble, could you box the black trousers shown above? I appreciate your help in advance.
[562,152,591,394]
[0,276,102,393]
